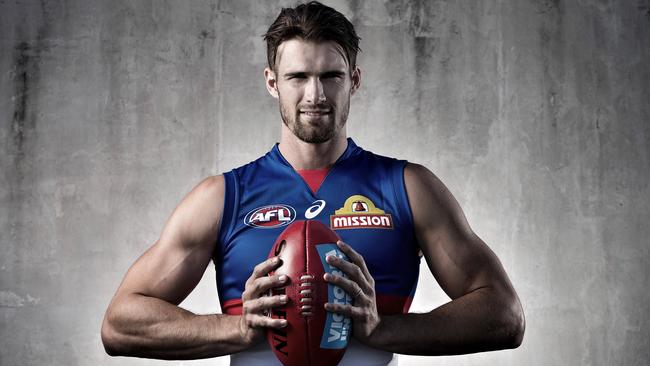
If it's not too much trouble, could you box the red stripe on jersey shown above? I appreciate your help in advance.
[297,168,330,194]
[376,293,413,315]
[222,298,243,315]
[221,294,413,316]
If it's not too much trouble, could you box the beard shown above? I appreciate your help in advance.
[279,96,349,144]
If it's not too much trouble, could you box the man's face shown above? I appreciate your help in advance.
[265,39,360,144]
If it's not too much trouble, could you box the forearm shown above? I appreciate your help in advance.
[101,294,248,359]
[367,287,525,355]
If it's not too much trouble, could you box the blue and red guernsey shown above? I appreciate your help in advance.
[215,138,420,316]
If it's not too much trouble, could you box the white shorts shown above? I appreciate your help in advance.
[230,338,397,366]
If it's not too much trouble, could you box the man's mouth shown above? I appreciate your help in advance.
[300,109,331,116]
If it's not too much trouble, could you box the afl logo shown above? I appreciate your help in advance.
[244,204,296,229]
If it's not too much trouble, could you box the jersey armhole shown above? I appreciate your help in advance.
[394,160,421,305]
[394,160,422,257]
[217,171,240,250]
[393,160,415,229]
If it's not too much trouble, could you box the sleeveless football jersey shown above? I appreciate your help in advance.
[215,138,420,365]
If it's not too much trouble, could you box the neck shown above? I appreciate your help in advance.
[278,125,348,170]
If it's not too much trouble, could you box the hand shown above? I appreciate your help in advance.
[323,240,381,345]
[238,256,289,346]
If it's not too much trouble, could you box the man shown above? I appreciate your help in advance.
[101,2,524,365]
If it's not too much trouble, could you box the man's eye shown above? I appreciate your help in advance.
[322,74,344,81]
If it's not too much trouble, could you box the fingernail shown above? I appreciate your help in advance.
[337,240,344,247]
[272,257,279,264]
[281,320,288,327]
[323,273,331,281]
[278,275,287,282]
[280,295,287,302]
[326,255,335,263]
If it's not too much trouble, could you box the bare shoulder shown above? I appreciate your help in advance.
[404,163,513,297]
[189,175,225,200]
[161,175,226,249]
[403,163,467,233]
[113,175,226,302]
[173,175,225,220]
[403,163,453,200]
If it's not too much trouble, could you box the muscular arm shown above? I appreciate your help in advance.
[100,176,247,359]
[366,163,525,355]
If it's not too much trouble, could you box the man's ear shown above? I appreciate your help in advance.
[350,66,361,96]
[264,67,279,99]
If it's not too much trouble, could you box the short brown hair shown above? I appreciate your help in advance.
[263,1,361,72]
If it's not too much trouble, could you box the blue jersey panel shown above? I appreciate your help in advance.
[214,139,420,314]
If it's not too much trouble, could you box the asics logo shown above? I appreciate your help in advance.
[305,200,326,219]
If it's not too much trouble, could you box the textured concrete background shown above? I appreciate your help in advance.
[1,0,649,365]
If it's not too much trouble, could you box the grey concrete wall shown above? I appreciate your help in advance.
[1,0,648,365]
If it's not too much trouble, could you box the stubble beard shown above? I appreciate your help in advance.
[279,95,350,144]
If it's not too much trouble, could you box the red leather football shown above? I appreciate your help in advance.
[266,220,352,366]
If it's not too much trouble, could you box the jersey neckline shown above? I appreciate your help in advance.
[269,138,361,196]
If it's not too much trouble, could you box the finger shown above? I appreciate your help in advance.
[244,295,288,314]
[324,302,364,319]
[336,240,373,283]
[246,257,282,289]
[252,256,283,279]
[324,272,368,300]
[325,255,369,292]
[245,274,288,299]
[326,253,362,279]
[243,274,285,300]
[247,314,288,329]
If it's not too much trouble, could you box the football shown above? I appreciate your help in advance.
[266,220,353,366]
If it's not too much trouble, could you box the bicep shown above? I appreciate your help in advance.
[405,164,512,300]
[114,175,225,305]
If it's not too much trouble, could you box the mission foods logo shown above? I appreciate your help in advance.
[330,195,393,229]
[244,204,296,228]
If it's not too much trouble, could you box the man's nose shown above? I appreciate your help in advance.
[305,78,326,104]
